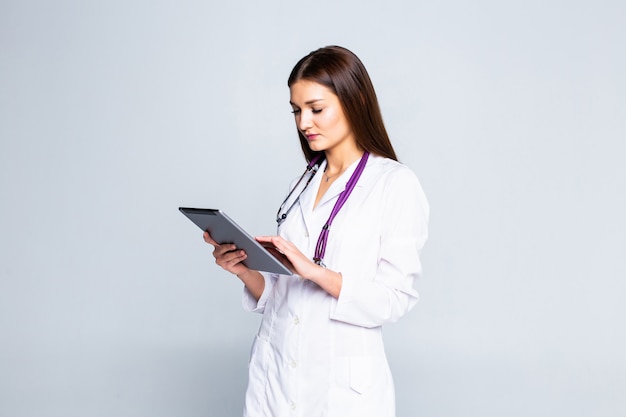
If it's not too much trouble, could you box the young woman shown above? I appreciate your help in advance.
[204,45,429,417]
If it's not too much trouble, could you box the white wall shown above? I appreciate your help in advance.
[1,1,624,416]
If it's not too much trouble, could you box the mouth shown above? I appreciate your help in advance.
[305,134,319,140]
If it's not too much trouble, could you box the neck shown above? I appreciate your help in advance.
[323,147,364,178]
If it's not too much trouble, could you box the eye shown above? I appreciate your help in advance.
[291,108,301,115]
[312,108,323,114]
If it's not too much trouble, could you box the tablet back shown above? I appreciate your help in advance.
[179,207,293,275]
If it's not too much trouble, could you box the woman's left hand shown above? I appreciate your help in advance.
[255,235,319,279]
[256,235,343,298]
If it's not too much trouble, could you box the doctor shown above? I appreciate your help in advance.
[204,45,429,417]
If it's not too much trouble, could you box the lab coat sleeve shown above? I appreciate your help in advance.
[242,272,277,313]
[330,167,429,328]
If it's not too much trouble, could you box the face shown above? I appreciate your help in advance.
[289,80,356,154]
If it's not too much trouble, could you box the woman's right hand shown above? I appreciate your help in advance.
[203,231,250,276]
[203,231,266,301]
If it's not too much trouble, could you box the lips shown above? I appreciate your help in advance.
[305,134,319,140]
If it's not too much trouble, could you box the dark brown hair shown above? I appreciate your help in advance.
[288,45,398,162]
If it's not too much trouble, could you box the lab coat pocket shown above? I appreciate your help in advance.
[349,356,374,394]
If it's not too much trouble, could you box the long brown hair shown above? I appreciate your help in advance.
[288,45,398,163]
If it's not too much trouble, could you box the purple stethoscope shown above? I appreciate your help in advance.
[276,151,370,267]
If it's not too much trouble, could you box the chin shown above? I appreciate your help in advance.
[307,143,326,152]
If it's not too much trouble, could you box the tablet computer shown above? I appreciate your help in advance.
[179,207,293,275]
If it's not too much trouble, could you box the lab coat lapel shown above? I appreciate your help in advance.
[297,155,381,223]
[297,162,324,232]
[315,177,350,208]
[315,155,379,208]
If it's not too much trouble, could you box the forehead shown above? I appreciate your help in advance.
[289,80,337,104]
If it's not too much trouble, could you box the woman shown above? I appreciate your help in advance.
[204,45,429,417]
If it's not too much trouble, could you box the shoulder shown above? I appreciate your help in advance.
[365,154,422,188]
[366,154,429,213]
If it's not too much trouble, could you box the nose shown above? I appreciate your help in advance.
[297,110,313,132]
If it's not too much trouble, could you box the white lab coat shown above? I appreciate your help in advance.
[242,154,429,417]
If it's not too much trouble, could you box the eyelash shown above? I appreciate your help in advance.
[291,109,322,115]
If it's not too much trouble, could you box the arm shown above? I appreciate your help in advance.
[256,167,429,313]
[330,168,429,328]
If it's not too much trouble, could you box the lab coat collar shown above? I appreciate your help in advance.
[297,154,384,230]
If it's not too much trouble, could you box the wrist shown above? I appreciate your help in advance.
[305,263,327,282]
[306,266,342,299]
[236,268,255,282]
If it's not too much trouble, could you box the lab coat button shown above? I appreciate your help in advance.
[289,401,296,410]
[293,316,300,325]
[290,360,297,368]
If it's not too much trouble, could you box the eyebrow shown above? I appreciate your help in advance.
[290,99,325,106]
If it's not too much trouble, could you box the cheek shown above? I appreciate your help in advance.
[320,109,342,130]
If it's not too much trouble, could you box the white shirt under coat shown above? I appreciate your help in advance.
[242,154,429,417]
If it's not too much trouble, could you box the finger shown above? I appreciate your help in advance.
[256,235,285,247]
[272,238,294,255]
[204,231,219,246]
[213,243,238,257]
[257,236,284,255]
[217,250,247,269]
[260,241,284,255]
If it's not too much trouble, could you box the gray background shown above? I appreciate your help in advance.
[1,0,624,416]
